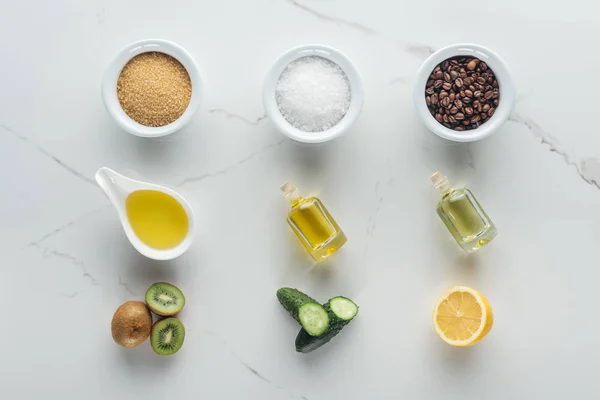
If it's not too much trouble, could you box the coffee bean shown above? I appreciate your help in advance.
[425,56,500,132]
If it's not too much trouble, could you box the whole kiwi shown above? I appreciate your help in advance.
[111,301,152,348]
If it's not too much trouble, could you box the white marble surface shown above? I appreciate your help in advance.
[2,0,600,398]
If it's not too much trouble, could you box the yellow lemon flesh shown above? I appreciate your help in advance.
[433,286,493,346]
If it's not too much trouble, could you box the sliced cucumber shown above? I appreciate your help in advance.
[329,296,359,321]
[296,296,358,353]
[298,303,330,336]
[277,288,330,336]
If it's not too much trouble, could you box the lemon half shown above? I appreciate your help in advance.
[433,286,494,346]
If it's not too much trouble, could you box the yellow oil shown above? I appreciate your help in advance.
[287,197,347,262]
[436,188,496,253]
[126,190,189,250]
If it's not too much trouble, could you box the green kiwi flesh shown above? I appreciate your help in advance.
[145,282,185,316]
[151,318,185,356]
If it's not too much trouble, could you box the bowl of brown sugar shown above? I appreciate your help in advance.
[102,39,202,138]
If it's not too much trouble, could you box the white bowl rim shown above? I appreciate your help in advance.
[101,39,202,138]
[262,44,365,144]
[413,43,516,142]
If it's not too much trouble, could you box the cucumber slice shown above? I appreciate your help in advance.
[276,288,318,322]
[298,303,330,337]
[296,296,358,353]
[329,296,359,321]
[276,288,330,336]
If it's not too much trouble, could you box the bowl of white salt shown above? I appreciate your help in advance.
[263,44,364,144]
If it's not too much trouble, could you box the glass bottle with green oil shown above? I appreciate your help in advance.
[281,181,347,262]
[431,172,497,253]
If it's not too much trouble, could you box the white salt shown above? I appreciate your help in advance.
[275,56,351,132]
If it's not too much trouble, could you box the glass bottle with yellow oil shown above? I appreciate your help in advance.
[431,172,497,253]
[281,181,347,262]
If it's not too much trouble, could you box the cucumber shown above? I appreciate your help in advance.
[295,296,359,353]
[277,288,330,336]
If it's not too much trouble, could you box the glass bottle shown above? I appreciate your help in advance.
[431,172,497,253]
[281,181,347,262]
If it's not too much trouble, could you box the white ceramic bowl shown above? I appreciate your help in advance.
[102,39,202,138]
[263,44,364,144]
[414,43,515,142]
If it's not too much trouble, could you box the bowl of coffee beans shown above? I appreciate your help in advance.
[414,43,515,142]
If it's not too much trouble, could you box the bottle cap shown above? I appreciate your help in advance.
[430,171,451,193]
[280,181,300,202]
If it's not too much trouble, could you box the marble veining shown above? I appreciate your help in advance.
[3,0,600,398]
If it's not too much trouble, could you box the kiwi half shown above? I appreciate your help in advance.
[145,282,185,316]
[151,318,185,356]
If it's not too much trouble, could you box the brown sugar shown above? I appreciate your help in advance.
[117,52,192,127]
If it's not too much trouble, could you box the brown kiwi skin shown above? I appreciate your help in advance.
[146,283,186,317]
[111,301,152,348]
[148,305,174,317]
